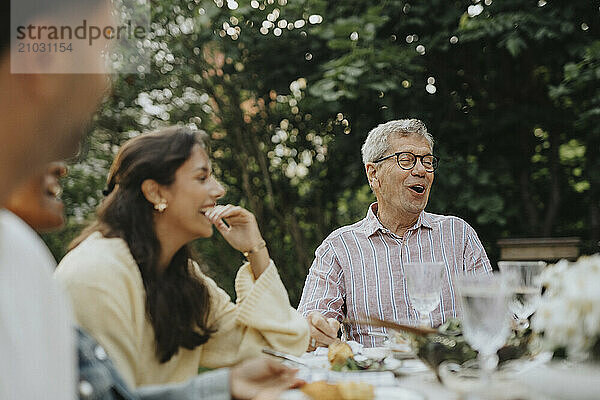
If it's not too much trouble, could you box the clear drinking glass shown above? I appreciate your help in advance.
[404,262,445,327]
[498,261,546,330]
[456,273,511,385]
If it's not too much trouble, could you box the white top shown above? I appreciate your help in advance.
[0,210,75,400]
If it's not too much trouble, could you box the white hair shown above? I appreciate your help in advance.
[361,119,434,165]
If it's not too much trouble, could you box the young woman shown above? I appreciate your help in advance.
[55,126,309,388]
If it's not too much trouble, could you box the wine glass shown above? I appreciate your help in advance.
[456,273,511,386]
[498,261,546,330]
[404,262,445,327]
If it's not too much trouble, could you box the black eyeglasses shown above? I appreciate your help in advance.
[373,152,439,172]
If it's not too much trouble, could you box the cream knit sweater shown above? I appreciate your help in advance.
[55,232,310,388]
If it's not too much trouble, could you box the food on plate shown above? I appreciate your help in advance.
[385,331,414,359]
[300,380,375,400]
[338,381,376,400]
[328,340,354,367]
[406,318,534,377]
[352,317,534,378]
[327,339,386,372]
[300,381,338,400]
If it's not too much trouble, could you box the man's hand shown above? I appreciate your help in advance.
[306,311,340,351]
[230,357,303,400]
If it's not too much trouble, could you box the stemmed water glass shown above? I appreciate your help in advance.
[498,261,546,331]
[404,262,445,327]
[456,273,512,387]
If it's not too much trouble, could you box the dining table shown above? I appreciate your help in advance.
[276,345,555,400]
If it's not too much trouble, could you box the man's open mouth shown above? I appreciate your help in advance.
[409,184,425,194]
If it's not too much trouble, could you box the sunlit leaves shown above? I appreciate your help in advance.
[44,0,600,301]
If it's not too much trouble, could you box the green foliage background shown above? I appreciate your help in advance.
[45,0,600,305]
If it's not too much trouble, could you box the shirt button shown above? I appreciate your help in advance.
[94,345,108,361]
[79,380,94,398]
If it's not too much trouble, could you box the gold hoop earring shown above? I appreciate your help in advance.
[154,200,168,212]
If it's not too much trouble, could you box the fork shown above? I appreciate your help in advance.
[261,348,308,366]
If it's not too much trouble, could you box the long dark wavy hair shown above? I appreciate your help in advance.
[71,126,216,363]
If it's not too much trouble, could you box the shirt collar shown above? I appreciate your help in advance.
[414,210,434,230]
[363,203,383,237]
[363,202,433,237]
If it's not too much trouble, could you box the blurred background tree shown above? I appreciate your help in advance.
[44,0,599,305]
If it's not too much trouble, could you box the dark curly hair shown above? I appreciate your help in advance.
[71,126,216,363]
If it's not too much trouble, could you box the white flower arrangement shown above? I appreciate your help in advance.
[532,254,600,361]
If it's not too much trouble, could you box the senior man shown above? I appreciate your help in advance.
[298,119,492,349]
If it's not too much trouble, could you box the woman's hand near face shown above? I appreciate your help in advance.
[203,205,262,250]
[204,205,270,278]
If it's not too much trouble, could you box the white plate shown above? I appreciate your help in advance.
[375,387,426,399]
[280,386,425,400]
[298,354,329,369]
[360,347,388,359]
[392,359,430,375]
[326,370,397,386]
[297,347,428,378]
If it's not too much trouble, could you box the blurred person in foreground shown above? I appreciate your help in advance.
[7,162,304,400]
[298,119,492,349]
[0,2,304,399]
[55,126,310,389]
[0,0,113,397]
[0,1,110,206]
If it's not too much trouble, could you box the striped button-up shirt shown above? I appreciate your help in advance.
[298,203,492,347]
